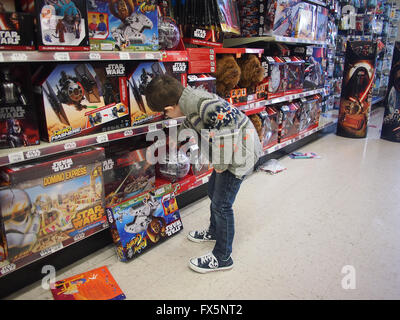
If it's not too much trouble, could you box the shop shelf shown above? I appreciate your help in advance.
[223,36,327,48]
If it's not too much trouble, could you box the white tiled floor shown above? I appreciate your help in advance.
[5,107,400,300]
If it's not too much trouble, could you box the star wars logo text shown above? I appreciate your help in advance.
[0,106,26,119]
[105,64,125,76]
[172,62,187,73]
[194,29,207,39]
[52,159,73,172]
[72,205,105,229]
[0,31,20,45]
[44,166,87,187]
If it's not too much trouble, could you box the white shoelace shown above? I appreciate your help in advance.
[200,253,218,268]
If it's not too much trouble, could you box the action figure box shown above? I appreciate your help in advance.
[106,184,183,262]
[238,1,265,37]
[262,56,287,99]
[337,41,377,138]
[261,106,279,149]
[264,0,301,37]
[35,0,90,51]
[0,65,40,149]
[298,94,321,134]
[33,62,130,142]
[278,102,300,143]
[303,46,326,90]
[284,56,304,95]
[103,146,156,207]
[183,26,224,48]
[382,41,400,143]
[0,12,35,50]
[293,2,316,40]
[315,6,328,41]
[88,0,158,51]
[160,50,188,87]
[187,74,216,94]
[0,147,106,265]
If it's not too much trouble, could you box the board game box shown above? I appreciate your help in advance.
[0,64,40,149]
[106,184,183,262]
[35,0,90,51]
[51,266,126,300]
[34,62,130,142]
[88,0,158,51]
[0,147,106,266]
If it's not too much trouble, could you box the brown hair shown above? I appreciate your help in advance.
[144,75,184,112]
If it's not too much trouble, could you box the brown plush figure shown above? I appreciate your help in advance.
[237,54,265,91]
[248,114,264,142]
[213,54,241,98]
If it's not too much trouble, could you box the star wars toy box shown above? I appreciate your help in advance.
[315,6,328,41]
[35,0,90,51]
[0,64,40,149]
[0,147,106,269]
[262,56,287,99]
[88,0,158,51]
[293,2,316,40]
[106,184,183,262]
[127,61,167,126]
[187,74,216,94]
[33,62,130,142]
[261,106,279,150]
[103,145,156,207]
[160,50,188,87]
[298,94,321,134]
[302,46,326,90]
[265,0,301,37]
[0,205,7,262]
[238,0,265,37]
[278,102,300,143]
[0,9,35,50]
[284,56,304,95]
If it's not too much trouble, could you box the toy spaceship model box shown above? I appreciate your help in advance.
[35,0,90,51]
[0,147,106,266]
[127,61,166,126]
[337,41,377,138]
[261,106,279,150]
[34,62,130,142]
[187,74,216,94]
[262,56,287,99]
[0,0,35,50]
[106,184,183,262]
[381,41,400,143]
[298,94,321,134]
[88,0,158,51]
[278,102,300,143]
[265,0,301,37]
[283,56,304,95]
[0,64,40,149]
[103,146,156,207]
[160,50,188,87]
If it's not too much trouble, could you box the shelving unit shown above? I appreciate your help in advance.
[224,36,328,48]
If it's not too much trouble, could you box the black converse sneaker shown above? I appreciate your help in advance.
[189,252,234,273]
[187,229,216,243]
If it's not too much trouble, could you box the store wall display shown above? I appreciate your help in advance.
[88,0,158,51]
[35,0,90,51]
[34,62,130,142]
[106,185,183,262]
[103,146,156,207]
[381,41,400,142]
[0,147,106,265]
[337,41,377,138]
[0,65,40,149]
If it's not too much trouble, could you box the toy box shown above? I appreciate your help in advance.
[17,0,35,13]
[261,106,279,149]
[88,0,158,51]
[35,0,90,51]
[186,48,216,74]
[127,61,166,126]
[34,62,130,142]
[0,12,35,50]
[262,56,287,98]
[0,147,106,265]
[160,50,188,87]
[238,1,265,37]
[187,74,216,94]
[298,94,321,133]
[103,146,156,207]
[284,56,304,94]
[315,6,328,41]
[265,0,301,37]
[183,26,224,48]
[293,2,316,40]
[304,46,326,90]
[0,65,40,149]
[106,184,183,262]
[278,102,300,142]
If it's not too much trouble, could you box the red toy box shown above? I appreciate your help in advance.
[278,102,301,143]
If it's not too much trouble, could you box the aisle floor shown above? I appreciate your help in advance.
[6,108,400,300]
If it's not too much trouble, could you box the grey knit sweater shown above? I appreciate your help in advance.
[177,86,262,179]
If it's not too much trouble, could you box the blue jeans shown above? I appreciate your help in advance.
[207,169,243,261]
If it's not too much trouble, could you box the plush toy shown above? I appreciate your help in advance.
[237,54,265,91]
[214,54,241,97]
[248,114,264,142]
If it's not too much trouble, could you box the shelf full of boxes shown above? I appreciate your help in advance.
[0,0,340,294]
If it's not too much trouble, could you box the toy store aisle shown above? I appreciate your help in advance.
[6,107,400,300]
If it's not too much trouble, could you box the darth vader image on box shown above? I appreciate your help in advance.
[337,41,377,138]
[381,42,400,143]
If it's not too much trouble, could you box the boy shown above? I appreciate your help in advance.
[145,75,262,273]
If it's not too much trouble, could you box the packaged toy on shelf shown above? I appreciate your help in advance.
[238,0,265,37]
[0,9,35,50]
[34,62,130,142]
[88,0,158,51]
[265,0,299,37]
[304,46,326,90]
[0,207,7,262]
[35,0,90,51]
[0,147,106,266]
[0,65,40,149]
[103,146,156,207]
[315,6,328,41]
[262,56,287,98]
[298,94,321,133]
[106,184,183,262]
[293,2,316,40]
[261,106,279,149]
[187,74,216,94]
[278,102,300,142]
[237,54,265,96]
[214,54,241,99]
[284,56,304,94]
